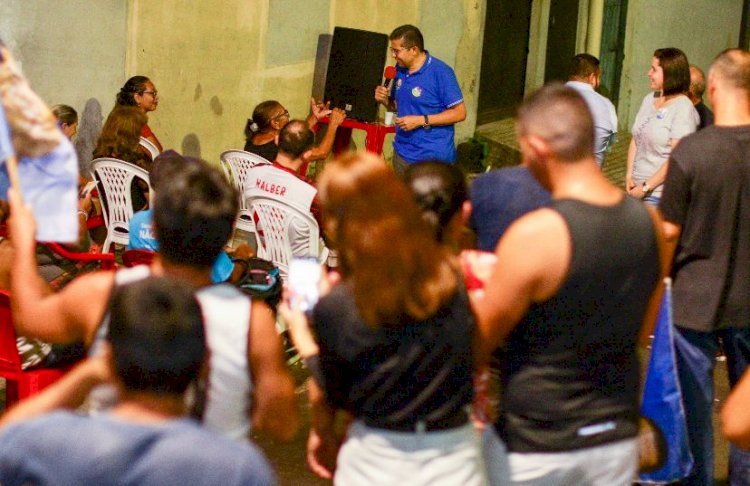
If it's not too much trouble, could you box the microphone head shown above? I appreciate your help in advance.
[384,65,397,80]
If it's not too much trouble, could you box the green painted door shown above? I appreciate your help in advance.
[477,0,533,124]
[599,0,628,106]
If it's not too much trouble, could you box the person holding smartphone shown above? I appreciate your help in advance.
[279,152,484,485]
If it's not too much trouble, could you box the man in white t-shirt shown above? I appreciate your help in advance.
[245,120,326,258]
[565,53,618,167]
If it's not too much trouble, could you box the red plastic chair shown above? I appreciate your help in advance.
[121,248,155,267]
[0,290,68,408]
[44,243,116,270]
[0,225,115,271]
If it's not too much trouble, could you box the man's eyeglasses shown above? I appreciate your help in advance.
[273,110,290,120]
[390,46,413,55]
[141,90,158,97]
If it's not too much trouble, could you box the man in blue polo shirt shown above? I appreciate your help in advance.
[375,24,466,173]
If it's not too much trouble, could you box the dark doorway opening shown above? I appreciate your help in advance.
[544,0,581,84]
[599,0,629,107]
[739,0,750,48]
[476,0,533,124]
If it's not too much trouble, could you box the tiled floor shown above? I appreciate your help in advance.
[474,117,631,189]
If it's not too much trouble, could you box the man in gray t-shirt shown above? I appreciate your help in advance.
[0,277,275,486]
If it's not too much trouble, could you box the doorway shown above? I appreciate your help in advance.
[544,0,581,83]
[599,0,628,106]
[476,0,533,124]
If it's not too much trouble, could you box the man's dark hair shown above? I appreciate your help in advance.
[689,65,706,99]
[517,82,594,162]
[569,53,600,79]
[654,47,691,96]
[153,154,238,268]
[108,276,205,395]
[150,150,200,192]
[278,119,315,158]
[389,24,424,51]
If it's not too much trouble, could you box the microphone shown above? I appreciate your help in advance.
[383,65,397,89]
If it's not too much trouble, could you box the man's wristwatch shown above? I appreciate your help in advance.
[423,115,431,130]
[642,181,652,193]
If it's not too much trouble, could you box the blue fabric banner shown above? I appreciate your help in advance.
[0,102,13,163]
[639,278,694,483]
[0,103,78,242]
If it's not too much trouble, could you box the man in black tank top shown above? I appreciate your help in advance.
[474,84,668,485]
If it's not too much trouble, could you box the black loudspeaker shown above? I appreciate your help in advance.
[311,34,332,103]
[324,27,388,122]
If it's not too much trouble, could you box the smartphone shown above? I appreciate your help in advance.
[287,257,322,313]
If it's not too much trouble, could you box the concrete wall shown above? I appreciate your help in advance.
[3,0,745,154]
[0,0,127,113]
[128,0,266,160]
[618,0,743,129]
[0,0,128,168]
[127,0,483,162]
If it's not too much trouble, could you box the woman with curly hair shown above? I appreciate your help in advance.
[94,106,152,170]
[93,105,152,210]
[116,75,162,152]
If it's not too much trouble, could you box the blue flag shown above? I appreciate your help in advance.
[0,103,78,243]
[639,278,694,483]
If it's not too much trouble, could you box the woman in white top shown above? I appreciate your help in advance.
[626,47,699,204]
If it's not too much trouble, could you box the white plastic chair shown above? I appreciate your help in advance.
[220,150,272,241]
[246,194,328,281]
[90,158,150,253]
[139,137,161,160]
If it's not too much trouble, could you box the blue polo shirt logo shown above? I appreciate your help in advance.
[411,86,422,97]
[396,79,403,89]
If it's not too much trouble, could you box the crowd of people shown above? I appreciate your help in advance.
[0,22,749,486]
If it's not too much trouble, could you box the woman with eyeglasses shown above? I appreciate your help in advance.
[116,75,163,153]
[243,98,346,166]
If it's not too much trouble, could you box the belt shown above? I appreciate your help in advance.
[362,410,468,433]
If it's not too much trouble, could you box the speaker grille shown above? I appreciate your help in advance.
[323,27,388,123]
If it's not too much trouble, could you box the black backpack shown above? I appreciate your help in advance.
[235,257,282,309]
